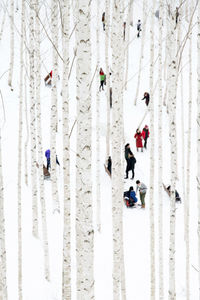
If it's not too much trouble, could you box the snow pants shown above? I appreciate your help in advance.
[139,192,146,206]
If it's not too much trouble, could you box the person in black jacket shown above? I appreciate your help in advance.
[124,144,136,179]
[141,92,150,106]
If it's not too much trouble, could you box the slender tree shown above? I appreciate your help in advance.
[61,0,71,298]
[75,0,94,298]
[0,133,7,297]
[96,0,101,232]
[17,0,26,297]
[111,0,124,298]
[29,0,38,238]
[105,0,111,159]
[8,0,14,88]
[134,0,147,105]
[158,0,164,298]
[185,3,193,298]
[166,4,178,299]
[149,1,156,299]
[51,0,60,213]
[197,2,200,298]
[35,0,50,281]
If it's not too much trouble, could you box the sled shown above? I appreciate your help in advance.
[104,164,111,177]
[163,183,181,202]
[36,162,51,180]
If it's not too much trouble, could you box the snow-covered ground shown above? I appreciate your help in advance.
[0,0,199,299]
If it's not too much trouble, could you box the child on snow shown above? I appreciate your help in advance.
[124,186,138,207]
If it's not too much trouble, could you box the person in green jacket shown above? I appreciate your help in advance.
[99,68,105,91]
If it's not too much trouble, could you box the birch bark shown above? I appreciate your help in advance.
[75,1,94,298]
[35,0,50,281]
[197,2,200,298]
[0,130,7,300]
[29,0,38,238]
[185,4,193,298]
[17,0,25,298]
[8,0,14,88]
[61,0,71,298]
[105,0,111,158]
[111,1,124,298]
[96,0,101,232]
[149,1,156,299]
[158,0,164,298]
[124,0,133,90]
[51,0,60,213]
[134,0,147,105]
[166,5,178,299]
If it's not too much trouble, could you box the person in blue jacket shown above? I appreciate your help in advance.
[124,186,138,207]
[45,149,60,171]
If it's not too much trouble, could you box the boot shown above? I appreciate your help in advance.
[141,204,145,208]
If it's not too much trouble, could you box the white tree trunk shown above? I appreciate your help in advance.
[149,1,156,299]
[29,0,38,238]
[105,0,111,158]
[96,0,101,232]
[167,5,178,299]
[17,0,25,298]
[8,0,14,88]
[51,0,60,213]
[124,0,133,90]
[0,134,7,298]
[134,0,147,105]
[158,0,164,298]
[61,0,71,298]
[185,4,193,298]
[111,1,124,299]
[24,68,29,187]
[197,2,200,298]
[75,1,94,298]
[0,8,6,42]
[35,0,50,281]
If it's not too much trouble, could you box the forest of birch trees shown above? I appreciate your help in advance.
[0,0,200,299]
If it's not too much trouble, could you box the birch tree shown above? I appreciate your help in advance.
[8,0,14,88]
[0,135,7,297]
[29,0,38,238]
[17,0,25,297]
[35,0,50,281]
[158,0,164,298]
[197,1,200,298]
[149,0,156,298]
[61,0,71,298]
[51,0,60,213]
[105,0,111,158]
[96,0,101,232]
[75,1,94,298]
[111,0,124,298]
[124,0,133,90]
[166,4,178,299]
[134,0,147,105]
[185,3,193,298]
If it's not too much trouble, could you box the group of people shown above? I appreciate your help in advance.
[134,126,150,152]
[124,125,149,208]
[124,180,147,209]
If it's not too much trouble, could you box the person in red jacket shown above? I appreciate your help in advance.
[134,129,143,152]
[142,125,150,149]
